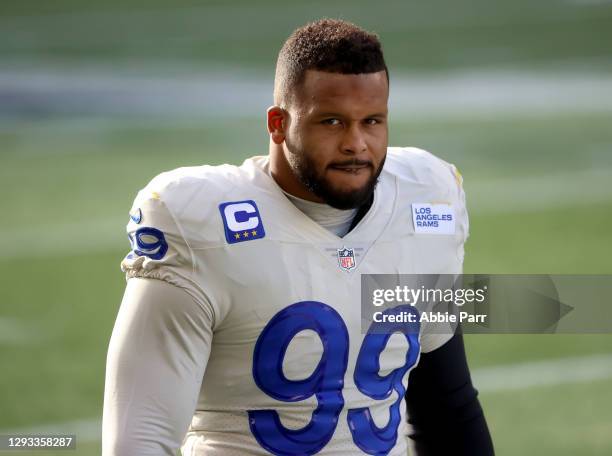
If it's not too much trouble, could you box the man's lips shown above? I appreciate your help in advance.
[328,160,373,172]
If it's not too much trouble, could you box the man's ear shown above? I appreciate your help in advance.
[267,106,287,145]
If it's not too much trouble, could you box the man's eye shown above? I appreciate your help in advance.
[322,118,341,126]
[365,118,379,125]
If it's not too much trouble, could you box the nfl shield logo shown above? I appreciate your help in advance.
[337,247,356,271]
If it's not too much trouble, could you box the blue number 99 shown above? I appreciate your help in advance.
[248,301,349,456]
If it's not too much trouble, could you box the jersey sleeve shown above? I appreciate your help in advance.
[103,278,213,455]
[106,175,220,454]
[420,159,469,354]
[121,179,212,318]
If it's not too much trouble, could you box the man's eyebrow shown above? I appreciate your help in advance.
[313,112,344,118]
[313,112,388,118]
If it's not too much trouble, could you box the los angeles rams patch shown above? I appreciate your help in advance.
[411,203,455,234]
[219,200,266,244]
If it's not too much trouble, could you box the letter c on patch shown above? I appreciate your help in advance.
[224,202,259,231]
[219,200,266,244]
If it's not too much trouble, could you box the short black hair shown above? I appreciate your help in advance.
[274,19,388,106]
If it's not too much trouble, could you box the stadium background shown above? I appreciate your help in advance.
[1,0,611,454]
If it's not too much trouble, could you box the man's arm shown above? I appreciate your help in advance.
[103,278,213,456]
[405,332,494,455]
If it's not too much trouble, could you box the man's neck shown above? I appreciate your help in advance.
[282,190,357,237]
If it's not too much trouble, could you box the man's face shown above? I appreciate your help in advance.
[282,70,389,209]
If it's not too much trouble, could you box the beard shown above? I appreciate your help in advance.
[285,143,386,210]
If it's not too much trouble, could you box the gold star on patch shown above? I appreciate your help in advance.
[234,233,241,239]
[243,231,250,238]
[251,230,257,236]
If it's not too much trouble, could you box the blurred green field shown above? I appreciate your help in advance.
[1,1,612,455]
[1,0,612,71]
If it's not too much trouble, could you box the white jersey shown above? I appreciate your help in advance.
[119,147,468,455]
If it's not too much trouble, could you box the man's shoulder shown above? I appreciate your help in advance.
[384,146,463,194]
[137,157,266,212]
[384,146,469,243]
[146,162,242,198]
[128,157,271,246]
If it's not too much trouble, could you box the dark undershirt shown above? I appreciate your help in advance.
[406,332,494,455]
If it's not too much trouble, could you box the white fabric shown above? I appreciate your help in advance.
[102,147,469,455]
[103,278,212,455]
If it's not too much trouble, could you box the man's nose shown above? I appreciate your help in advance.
[340,123,367,154]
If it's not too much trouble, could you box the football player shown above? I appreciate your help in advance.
[103,19,494,455]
